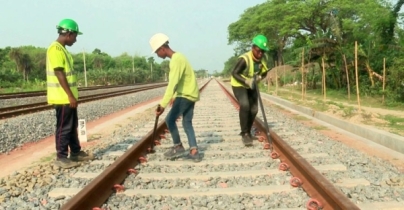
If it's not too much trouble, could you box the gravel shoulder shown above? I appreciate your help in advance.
[0,89,165,178]
[266,87,404,136]
[265,101,404,173]
[1,80,403,209]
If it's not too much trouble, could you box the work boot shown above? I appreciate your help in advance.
[248,131,259,140]
[164,144,186,159]
[241,133,253,146]
[184,149,202,163]
[250,135,259,140]
[70,151,94,162]
[55,158,80,169]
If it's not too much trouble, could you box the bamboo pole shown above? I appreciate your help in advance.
[304,66,307,100]
[382,58,386,104]
[283,64,286,88]
[301,49,305,101]
[322,56,326,101]
[82,49,87,87]
[343,54,350,100]
[132,56,136,84]
[267,62,272,93]
[321,62,324,96]
[355,41,361,112]
[291,71,295,100]
[275,62,278,96]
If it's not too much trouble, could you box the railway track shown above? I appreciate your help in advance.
[41,79,395,210]
[0,83,160,100]
[0,83,167,119]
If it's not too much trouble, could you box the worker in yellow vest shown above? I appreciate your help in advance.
[46,19,93,169]
[230,34,269,146]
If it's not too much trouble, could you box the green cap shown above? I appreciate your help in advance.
[252,35,269,51]
[56,19,83,35]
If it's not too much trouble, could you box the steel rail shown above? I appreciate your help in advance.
[217,81,360,210]
[0,82,167,99]
[0,83,167,119]
[59,79,211,210]
[61,79,358,210]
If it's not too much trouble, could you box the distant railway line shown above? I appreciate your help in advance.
[0,83,167,119]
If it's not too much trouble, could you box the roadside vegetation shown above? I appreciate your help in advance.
[220,0,404,107]
[0,47,209,93]
[218,0,404,135]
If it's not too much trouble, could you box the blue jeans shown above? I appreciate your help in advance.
[165,97,198,150]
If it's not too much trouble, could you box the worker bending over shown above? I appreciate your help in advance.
[230,35,269,146]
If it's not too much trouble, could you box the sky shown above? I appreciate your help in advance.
[0,0,267,73]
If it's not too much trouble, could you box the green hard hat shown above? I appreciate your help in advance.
[56,19,83,35]
[252,35,269,51]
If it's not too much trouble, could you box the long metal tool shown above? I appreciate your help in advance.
[253,74,272,146]
[149,115,160,153]
[152,114,159,144]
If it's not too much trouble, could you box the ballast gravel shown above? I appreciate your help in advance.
[0,85,146,108]
[0,80,403,209]
[0,87,167,154]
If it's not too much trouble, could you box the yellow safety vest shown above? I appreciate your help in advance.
[46,42,78,105]
[230,51,268,88]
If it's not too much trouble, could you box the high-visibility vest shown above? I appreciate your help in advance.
[230,51,268,88]
[46,42,78,105]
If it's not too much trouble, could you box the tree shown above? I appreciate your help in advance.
[9,48,32,81]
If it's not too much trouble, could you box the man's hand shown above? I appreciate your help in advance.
[68,96,78,108]
[54,70,77,108]
[244,78,254,89]
[156,104,165,116]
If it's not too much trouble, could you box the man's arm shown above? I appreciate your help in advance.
[231,58,247,84]
[54,68,77,108]
[54,69,75,98]
[159,59,182,108]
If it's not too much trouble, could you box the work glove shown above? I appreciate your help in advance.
[256,75,263,82]
[244,78,254,89]
[253,71,264,83]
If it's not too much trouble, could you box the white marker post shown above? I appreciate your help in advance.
[78,119,88,142]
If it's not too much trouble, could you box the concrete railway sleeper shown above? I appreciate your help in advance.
[2,79,402,209]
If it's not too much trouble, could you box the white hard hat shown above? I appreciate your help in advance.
[149,33,169,54]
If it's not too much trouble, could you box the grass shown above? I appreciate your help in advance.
[383,115,404,133]
[0,80,46,93]
[312,125,328,130]
[40,154,55,162]
[262,85,404,111]
[273,104,286,110]
[260,83,404,136]
[32,153,56,164]
[341,106,356,118]
[293,115,310,121]
[89,134,102,141]
[0,86,46,93]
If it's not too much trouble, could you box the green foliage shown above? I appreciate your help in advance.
[222,56,239,77]
[0,46,207,92]
[223,0,404,105]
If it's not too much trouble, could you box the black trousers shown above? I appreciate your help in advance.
[232,86,258,135]
[54,105,81,159]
